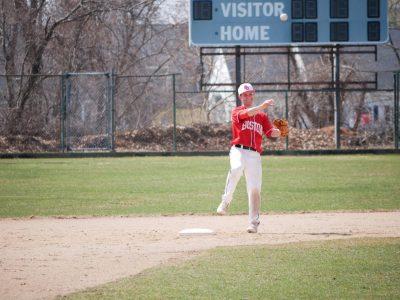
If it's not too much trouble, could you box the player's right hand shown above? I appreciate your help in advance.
[262,99,274,109]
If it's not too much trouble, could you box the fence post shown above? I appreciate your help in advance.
[172,74,177,152]
[334,45,341,149]
[395,72,399,150]
[109,70,116,152]
[285,90,289,150]
[60,75,64,152]
[60,73,67,153]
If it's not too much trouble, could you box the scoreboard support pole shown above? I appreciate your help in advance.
[235,46,241,107]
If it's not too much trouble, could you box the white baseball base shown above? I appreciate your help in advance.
[179,228,215,236]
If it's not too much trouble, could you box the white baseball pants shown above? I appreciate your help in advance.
[222,145,262,226]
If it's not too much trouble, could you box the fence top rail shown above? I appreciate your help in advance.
[0,74,62,77]
[0,73,181,78]
[177,88,395,93]
[1,149,399,159]
[65,72,110,76]
[116,73,181,78]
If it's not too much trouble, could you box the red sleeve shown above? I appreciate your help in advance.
[231,107,249,123]
[262,114,274,138]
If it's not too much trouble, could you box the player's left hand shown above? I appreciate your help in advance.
[273,119,289,137]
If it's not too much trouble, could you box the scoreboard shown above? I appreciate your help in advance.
[189,0,388,46]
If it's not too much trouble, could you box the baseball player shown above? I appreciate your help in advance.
[217,83,280,233]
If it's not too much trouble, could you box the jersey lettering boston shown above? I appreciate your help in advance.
[231,105,274,153]
[241,120,263,135]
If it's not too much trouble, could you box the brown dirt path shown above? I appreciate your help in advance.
[1,211,400,300]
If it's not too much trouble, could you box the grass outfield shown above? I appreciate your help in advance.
[62,238,400,299]
[0,155,399,217]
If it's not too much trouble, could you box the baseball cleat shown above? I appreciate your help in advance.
[217,201,229,215]
[246,224,258,233]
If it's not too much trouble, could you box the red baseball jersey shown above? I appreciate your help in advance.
[231,106,274,153]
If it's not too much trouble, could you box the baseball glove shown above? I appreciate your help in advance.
[273,119,289,137]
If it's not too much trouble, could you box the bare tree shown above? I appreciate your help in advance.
[0,0,182,135]
[0,0,107,134]
[286,49,374,131]
[389,0,400,28]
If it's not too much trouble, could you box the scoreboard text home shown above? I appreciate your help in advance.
[189,0,388,46]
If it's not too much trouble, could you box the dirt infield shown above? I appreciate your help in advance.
[1,211,400,300]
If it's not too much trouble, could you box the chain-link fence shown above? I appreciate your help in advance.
[61,73,113,151]
[0,72,398,153]
[113,74,175,152]
[0,75,61,152]
[175,88,398,152]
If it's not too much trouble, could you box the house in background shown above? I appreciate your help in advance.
[347,93,394,129]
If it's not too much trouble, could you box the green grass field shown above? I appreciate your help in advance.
[2,155,399,299]
[62,238,400,299]
[1,155,399,217]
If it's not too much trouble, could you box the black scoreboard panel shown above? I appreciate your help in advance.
[305,22,318,42]
[292,0,304,19]
[330,22,349,41]
[305,0,318,19]
[368,21,380,41]
[330,0,348,18]
[290,0,387,44]
[292,23,304,42]
[292,22,319,42]
[368,0,380,18]
[193,0,212,21]
[292,0,318,19]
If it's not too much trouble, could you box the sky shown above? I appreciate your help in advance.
[157,0,188,24]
